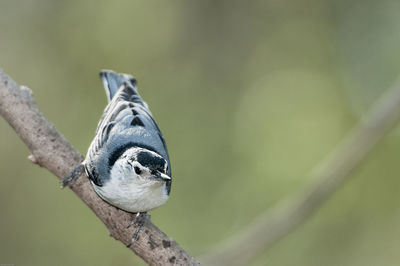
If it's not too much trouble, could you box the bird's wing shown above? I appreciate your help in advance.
[87,71,169,167]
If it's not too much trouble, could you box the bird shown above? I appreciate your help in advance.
[62,70,172,243]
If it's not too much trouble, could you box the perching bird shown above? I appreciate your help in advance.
[62,70,171,242]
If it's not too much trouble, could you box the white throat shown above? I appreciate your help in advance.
[92,159,169,212]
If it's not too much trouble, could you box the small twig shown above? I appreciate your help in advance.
[28,154,38,164]
[0,68,199,266]
[201,79,400,266]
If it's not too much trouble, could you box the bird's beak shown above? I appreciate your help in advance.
[156,172,171,181]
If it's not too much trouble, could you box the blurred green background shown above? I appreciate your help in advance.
[1,0,400,265]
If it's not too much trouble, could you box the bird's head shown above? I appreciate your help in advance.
[112,147,171,185]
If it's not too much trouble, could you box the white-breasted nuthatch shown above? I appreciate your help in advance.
[62,70,171,242]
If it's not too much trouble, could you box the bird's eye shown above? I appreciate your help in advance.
[134,166,142,175]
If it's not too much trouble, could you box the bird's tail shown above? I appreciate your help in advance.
[100,70,137,102]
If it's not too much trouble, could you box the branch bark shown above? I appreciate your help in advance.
[201,79,400,265]
[0,69,199,266]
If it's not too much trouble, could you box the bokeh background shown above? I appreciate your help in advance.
[1,1,400,265]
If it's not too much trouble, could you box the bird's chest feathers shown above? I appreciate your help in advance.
[92,165,168,212]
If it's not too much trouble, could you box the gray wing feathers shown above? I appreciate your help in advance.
[86,71,168,164]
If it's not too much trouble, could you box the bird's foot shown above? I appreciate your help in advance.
[127,212,151,247]
[61,164,85,188]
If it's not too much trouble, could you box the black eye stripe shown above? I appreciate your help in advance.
[134,166,142,175]
[137,151,166,170]
[107,142,158,170]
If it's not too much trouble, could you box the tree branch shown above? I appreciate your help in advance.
[201,79,400,265]
[0,69,200,266]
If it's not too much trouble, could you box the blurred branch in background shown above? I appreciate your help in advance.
[0,68,199,266]
[201,78,400,266]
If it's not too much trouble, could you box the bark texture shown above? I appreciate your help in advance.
[0,69,199,266]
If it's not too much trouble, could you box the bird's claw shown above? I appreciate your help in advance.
[61,164,85,188]
[127,212,151,247]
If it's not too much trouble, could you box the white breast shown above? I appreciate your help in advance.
[92,168,169,213]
